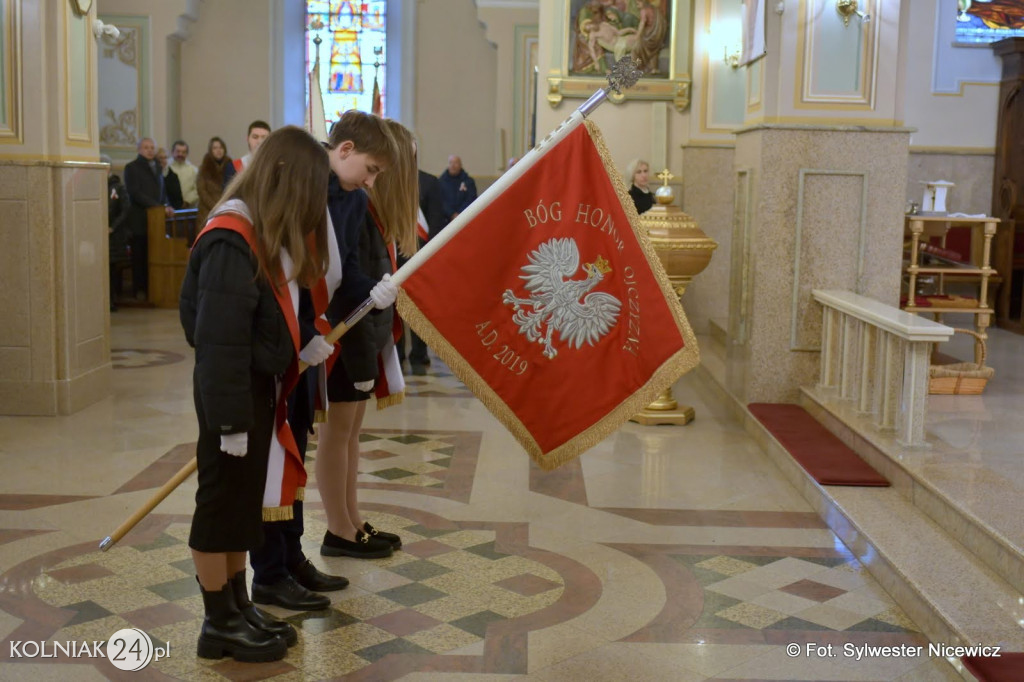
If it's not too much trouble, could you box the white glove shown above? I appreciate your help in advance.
[354,380,374,392]
[369,274,398,309]
[220,433,248,457]
[299,335,333,366]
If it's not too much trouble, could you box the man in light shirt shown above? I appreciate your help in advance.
[169,140,198,207]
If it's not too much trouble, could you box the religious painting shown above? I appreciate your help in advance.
[569,0,671,77]
[955,0,1024,44]
[548,0,691,111]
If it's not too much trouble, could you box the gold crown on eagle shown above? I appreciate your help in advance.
[588,255,612,275]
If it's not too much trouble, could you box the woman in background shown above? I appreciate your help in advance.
[625,158,653,215]
[197,137,232,227]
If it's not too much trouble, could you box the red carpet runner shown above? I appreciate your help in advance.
[962,653,1024,681]
[748,403,889,487]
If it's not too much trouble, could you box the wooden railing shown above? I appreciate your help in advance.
[813,289,954,448]
[147,207,198,308]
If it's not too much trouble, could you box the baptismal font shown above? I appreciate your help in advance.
[631,169,717,425]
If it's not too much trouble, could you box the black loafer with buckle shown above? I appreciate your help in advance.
[363,522,402,549]
[320,529,393,559]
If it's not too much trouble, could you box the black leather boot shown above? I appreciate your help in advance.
[196,580,287,662]
[229,570,298,647]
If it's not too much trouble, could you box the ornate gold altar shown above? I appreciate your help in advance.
[632,170,717,425]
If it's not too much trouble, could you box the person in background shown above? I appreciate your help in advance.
[157,147,185,210]
[103,154,130,312]
[179,126,331,663]
[402,163,444,373]
[624,158,653,215]
[438,154,477,225]
[170,140,199,207]
[123,138,174,300]
[197,137,231,228]
[223,120,272,187]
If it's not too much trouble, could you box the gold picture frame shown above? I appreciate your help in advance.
[548,0,692,111]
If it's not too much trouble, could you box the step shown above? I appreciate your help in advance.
[800,386,1024,600]
[690,367,1024,679]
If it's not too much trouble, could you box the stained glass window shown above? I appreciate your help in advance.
[954,1,1024,44]
[306,1,386,129]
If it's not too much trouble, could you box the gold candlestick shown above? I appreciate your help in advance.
[631,169,716,426]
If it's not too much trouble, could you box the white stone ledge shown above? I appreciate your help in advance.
[813,289,954,343]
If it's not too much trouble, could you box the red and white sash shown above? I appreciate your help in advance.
[194,210,306,522]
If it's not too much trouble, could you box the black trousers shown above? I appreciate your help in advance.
[250,372,313,585]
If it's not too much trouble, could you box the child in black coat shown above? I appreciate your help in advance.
[179,126,331,663]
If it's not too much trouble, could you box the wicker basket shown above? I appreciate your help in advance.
[929,328,994,395]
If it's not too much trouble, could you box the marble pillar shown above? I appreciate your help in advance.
[0,1,110,415]
[727,125,911,403]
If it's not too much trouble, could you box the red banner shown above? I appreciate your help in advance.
[398,121,698,469]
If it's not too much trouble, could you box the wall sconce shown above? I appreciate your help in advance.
[708,19,743,70]
[836,0,870,26]
[724,45,742,69]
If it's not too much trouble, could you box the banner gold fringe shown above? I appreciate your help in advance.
[262,505,294,522]
[396,120,700,471]
[377,391,405,411]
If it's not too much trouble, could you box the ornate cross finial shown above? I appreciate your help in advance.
[309,16,324,47]
[607,57,643,94]
[373,45,383,70]
[657,168,675,186]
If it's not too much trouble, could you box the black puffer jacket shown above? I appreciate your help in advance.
[330,212,394,384]
[180,229,294,434]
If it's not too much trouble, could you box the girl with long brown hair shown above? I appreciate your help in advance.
[317,116,419,559]
[196,136,231,227]
[180,126,330,663]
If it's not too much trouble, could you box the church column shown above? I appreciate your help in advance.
[726,0,911,403]
[0,0,110,415]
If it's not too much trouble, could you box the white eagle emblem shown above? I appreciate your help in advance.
[502,238,622,359]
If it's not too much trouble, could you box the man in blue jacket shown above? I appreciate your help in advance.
[438,155,477,226]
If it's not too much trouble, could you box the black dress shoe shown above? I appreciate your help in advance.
[363,522,402,549]
[251,575,330,611]
[321,529,393,559]
[229,571,297,647]
[291,559,349,592]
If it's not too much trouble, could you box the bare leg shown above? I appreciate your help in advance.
[227,552,247,577]
[344,400,369,529]
[316,401,362,540]
[193,549,229,590]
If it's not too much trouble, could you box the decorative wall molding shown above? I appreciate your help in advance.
[790,169,869,352]
[796,0,879,108]
[98,16,148,157]
[730,168,754,346]
[0,0,23,143]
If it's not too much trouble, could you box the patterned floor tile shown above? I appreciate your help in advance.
[778,578,847,602]
[110,348,185,369]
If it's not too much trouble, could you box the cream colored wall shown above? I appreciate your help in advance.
[180,0,274,161]
[415,0,498,178]
[477,6,538,170]
[98,0,187,151]
[901,0,999,151]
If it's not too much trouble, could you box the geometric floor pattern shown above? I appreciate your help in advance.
[23,508,579,680]
[0,310,961,680]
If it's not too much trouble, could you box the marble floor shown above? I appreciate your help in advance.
[0,309,981,681]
